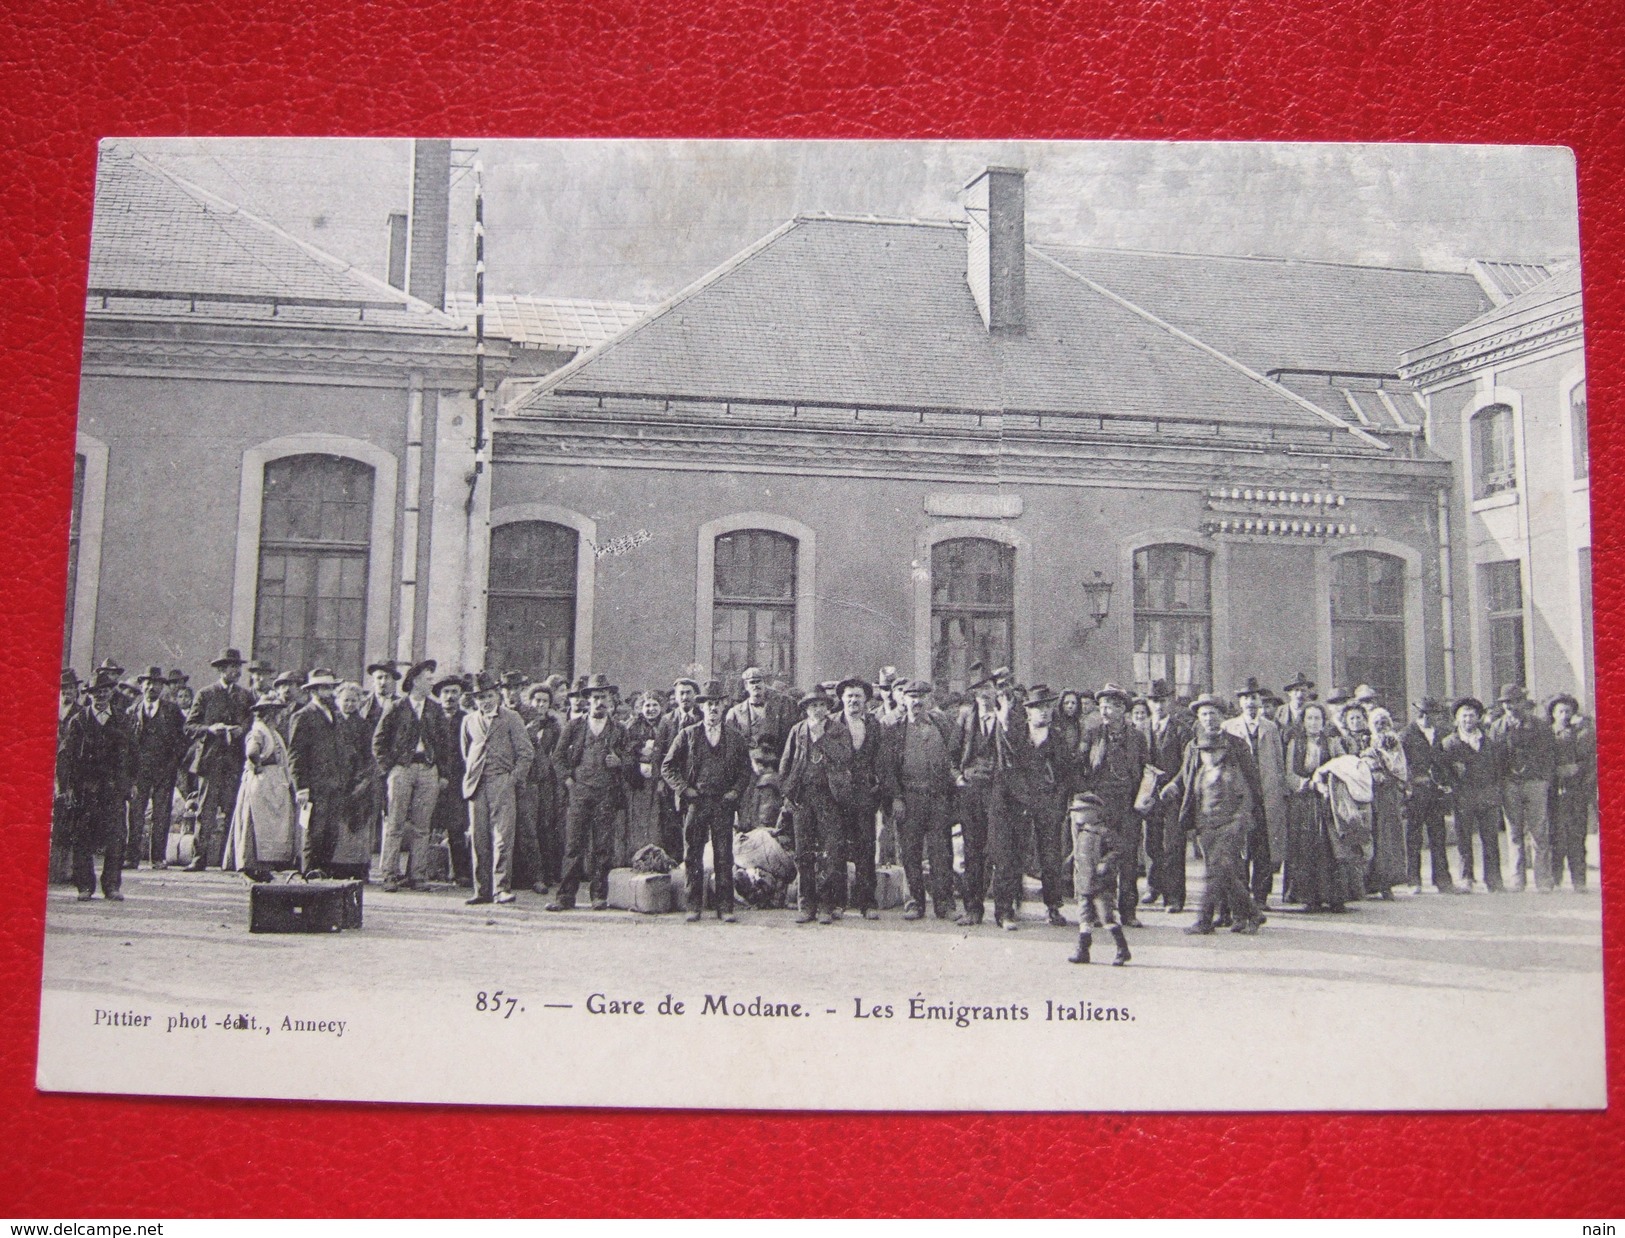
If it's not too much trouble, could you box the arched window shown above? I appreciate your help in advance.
[1133,544,1212,701]
[1332,552,1407,709]
[252,454,375,677]
[1472,403,1517,498]
[931,538,1014,694]
[711,529,797,682]
[65,452,85,654]
[1571,381,1588,480]
[486,520,580,679]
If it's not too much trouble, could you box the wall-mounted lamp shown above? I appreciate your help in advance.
[1082,570,1114,627]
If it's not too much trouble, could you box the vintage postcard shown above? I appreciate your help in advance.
[38,138,1600,1110]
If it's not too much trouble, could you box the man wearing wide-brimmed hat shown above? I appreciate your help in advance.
[127,666,188,869]
[949,664,1030,929]
[461,671,536,905]
[1547,692,1595,891]
[430,671,474,887]
[1159,693,1267,935]
[549,673,631,911]
[651,677,703,859]
[1083,682,1148,927]
[1276,672,1316,737]
[1489,682,1556,891]
[183,647,255,871]
[779,687,855,923]
[61,667,135,900]
[833,676,886,918]
[1400,697,1457,894]
[1442,696,1504,892]
[662,679,753,921]
[372,659,453,892]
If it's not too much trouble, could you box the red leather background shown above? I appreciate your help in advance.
[3,0,1623,1217]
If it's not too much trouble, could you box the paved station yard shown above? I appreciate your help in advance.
[36,847,1606,1112]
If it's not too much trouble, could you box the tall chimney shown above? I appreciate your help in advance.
[406,139,451,310]
[964,166,1026,333]
[385,211,409,290]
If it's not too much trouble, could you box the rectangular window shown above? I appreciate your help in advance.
[1473,404,1517,499]
[711,530,797,683]
[931,539,1014,695]
[1481,559,1526,691]
[1572,381,1589,480]
[1133,545,1213,701]
[486,521,579,679]
[64,452,85,656]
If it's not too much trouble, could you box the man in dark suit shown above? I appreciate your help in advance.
[1008,684,1075,927]
[61,668,135,900]
[1443,696,1505,892]
[183,647,254,871]
[951,667,1029,930]
[288,669,350,875]
[52,669,82,884]
[431,673,473,887]
[653,676,703,859]
[1082,683,1148,927]
[126,666,188,869]
[1400,697,1457,893]
[372,658,453,892]
[780,688,855,924]
[1144,678,1195,912]
[662,679,753,921]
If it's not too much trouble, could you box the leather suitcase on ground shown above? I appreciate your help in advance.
[249,879,364,933]
[874,864,906,909]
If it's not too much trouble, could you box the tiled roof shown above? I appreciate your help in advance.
[86,143,466,333]
[1036,244,1493,377]
[444,293,649,350]
[520,217,1387,449]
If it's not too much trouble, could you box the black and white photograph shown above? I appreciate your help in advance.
[38,138,1601,1110]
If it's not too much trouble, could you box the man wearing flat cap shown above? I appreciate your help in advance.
[1401,697,1457,893]
[663,680,753,921]
[877,679,961,920]
[725,666,794,762]
[184,647,255,870]
[288,669,350,875]
[1490,682,1556,891]
[126,667,188,869]
[550,674,632,911]
[1082,683,1148,927]
[373,659,453,892]
[1276,673,1316,740]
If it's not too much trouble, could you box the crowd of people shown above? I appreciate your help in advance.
[53,648,1598,966]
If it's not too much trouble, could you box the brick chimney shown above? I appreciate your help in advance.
[964,166,1026,333]
[406,139,451,310]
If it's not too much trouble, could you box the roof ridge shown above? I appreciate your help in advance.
[795,212,961,229]
[520,217,805,403]
[98,141,465,329]
[1030,246,1390,451]
[1037,239,1485,280]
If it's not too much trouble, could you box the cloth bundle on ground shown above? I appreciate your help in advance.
[631,843,677,874]
[732,826,796,908]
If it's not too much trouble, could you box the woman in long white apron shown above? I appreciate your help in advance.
[223,696,299,878]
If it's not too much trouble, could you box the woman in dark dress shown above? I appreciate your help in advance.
[1283,703,1346,910]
